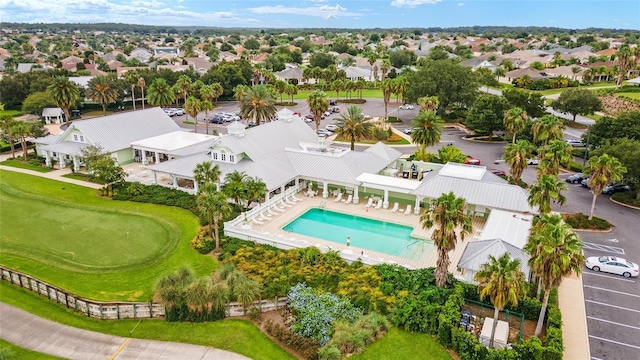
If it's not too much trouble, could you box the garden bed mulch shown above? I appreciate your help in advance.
[244,310,307,360]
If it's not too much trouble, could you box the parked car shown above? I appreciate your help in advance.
[527,158,540,165]
[323,111,332,117]
[325,123,337,131]
[403,128,416,135]
[329,99,337,106]
[209,116,225,124]
[490,169,506,176]
[317,129,334,136]
[581,177,590,188]
[566,139,585,147]
[603,184,631,194]
[170,108,185,116]
[399,104,414,110]
[585,256,639,278]
[566,173,584,184]
[163,108,177,116]
[465,158,481,165]
[247,121,256,127]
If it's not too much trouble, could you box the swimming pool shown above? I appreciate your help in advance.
[283,208,433,260]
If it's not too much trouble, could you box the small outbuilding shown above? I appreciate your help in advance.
[480,318,510,349]
[42,107,65,124]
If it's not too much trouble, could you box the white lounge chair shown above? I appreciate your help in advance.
[374,199,383,209]
[268,206,279,216]
[257,213,270,222]
[390,203,399,213]
[273,204,285,213]
[286,196,297,205]
[252,218,264,226]
[364,198,374,208]
[334,192,343,202]
[342,194,353,204]
[292,193,302,202]
[403,205,412,215]
[281,199,292,208]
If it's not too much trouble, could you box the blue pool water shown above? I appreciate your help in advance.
[283,208,428,257]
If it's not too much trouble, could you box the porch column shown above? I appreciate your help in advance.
[294,178,299,189]
[383,189,389,209]
[59,156,66,169]
[414,196,421,215]
[155,152,160,164]
[44,151,51,166]
[353,186,359,204]
[280,185,285,196]
[265,191,270,204]
[141,151,147,165]
[172,175,178,189]
[152,171,158,184]
[72,156,80,172]
[322,182,329,199]
[194,180,199,193]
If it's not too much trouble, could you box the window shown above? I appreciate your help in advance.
[73,134,78,141]
[229,155,234,163]
[79,135,84,142]
[213,152,218,160]
[221,153,226,161]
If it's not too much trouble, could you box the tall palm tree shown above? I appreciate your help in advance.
[193,161,221,188]
[381,78,394,120]
[155,267,194,314]
[367,54,378,81]
[147,78,175,108]
[420,192,473,287]
[380,59,391,80]
[528,174,568,214]
[223,170,249,209]
[503,107,528,144]
[124,70,139,111]
[335,105,373,150]
[211,83,224,104]
[233,275,263,314]
[494,67,506,82]
[502,140,535,185]
[525,214,584,336]
[47,76,80,122]
[615,46,634,88]
[394,76,408,103]
[200,100,215,134]
[200,84,218,134]
[285,83,298,103]
[239,85,276,126]
[307,89,329,133]
[0,116,17,159]
[233,84,250,102]
[474,253,527,348]
[331,79,343,100]
[86,75,119,115]
[532,115,565,146]
[245,176,267,206]
[184,96,202,133]
[410,110,444,155]
[537,139,573,176]
[197,183,233,252]
[417,96,440,113]
[175,74,193,106]
[11,121,32,161]
[138,77,146,109]
[273,80,287,103]
[584,154,626,220]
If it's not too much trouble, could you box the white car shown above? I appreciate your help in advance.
[585,256,639,278]
[527,158,540,165]
[317,129,334,136]
[399,104,414,110]
[170,108,185,116]
[325,123,337,131]
[566,139,584,147]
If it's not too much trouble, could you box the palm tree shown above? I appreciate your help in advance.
[11,121,32,160]
[200,100,215,134]
[394,76,408,103]
[175,74,192,106]
[420,192,473,287]
[503,107,528,144]
[381,78,394,120]
[528,174,568,214]
[86,75,119,115]
[124,70,139,111]
[525,214,584,336]
[239,85,276,126]
[615,46,634,88]
[285,83,298,103]
[138,77,146,109]
[234,276,263,314]
[193,161,221,188]
[331,79,343,100]
[417,96,440,113]
[245,176,267,206]
[155,267,194,313]
[199,84,218,134]
[211,83,224,104]
[184,96,202,133]
[532,115,565,146]
[307,89,330,133]
[47,76,80,122]
[233,84,249,102]
[147,78,175,108]
[474,253,527,348]
[335,105,373,150]
[380,59,391,80]
[584,154,626,220]
[410,110,444,155]
[0,116,17,158]
[197,184,233,252]
[367,54,378,81]
[537,139,573,176]
[223,170,249,209]
[494,67,506,82]
[502,140,535,185]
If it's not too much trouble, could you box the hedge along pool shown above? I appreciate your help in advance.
[282,208,433,259]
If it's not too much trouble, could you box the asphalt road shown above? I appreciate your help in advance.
[173,98,639,358]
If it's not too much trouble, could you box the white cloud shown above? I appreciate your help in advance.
[248,4,360,20]
[457,2,464,6]
[390,0,441,8]
[310,0,328,2]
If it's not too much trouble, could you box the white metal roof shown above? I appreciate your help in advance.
[356,173,421,193]
[439,162,485,180]
[42,108,63,117]
[458,239,531,280]
[480,209,534,249]
[131,131,216,152]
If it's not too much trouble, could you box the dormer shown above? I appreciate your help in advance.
[211,144,243,165]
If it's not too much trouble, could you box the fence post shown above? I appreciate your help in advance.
[505,309,509,321]
[149,301,153,318]
[116,304,120,320]
[99,304,104,319]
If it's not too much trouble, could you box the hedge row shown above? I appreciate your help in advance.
[113,182,197,213]
[264,319,320,360]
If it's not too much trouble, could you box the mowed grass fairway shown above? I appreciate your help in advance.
[0,170,217,301]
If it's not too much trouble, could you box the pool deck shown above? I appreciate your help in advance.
[248,192,486,271]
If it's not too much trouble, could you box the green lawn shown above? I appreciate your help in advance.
[0,159,51,172]
[616,92,640,100]
[0,170,216,301]
[0,339,63,360]
[0,110,23,117]
[351,327,452,360]
[0,282,295,360]
[292,88,383,100]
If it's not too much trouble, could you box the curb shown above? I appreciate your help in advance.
[609,196,640,210]
[571,227,613,233]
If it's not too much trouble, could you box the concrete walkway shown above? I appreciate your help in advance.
[0,303,249,360]
[0,165,103,189]
[558,274,591,360]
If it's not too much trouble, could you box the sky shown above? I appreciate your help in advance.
[0,0,638,30]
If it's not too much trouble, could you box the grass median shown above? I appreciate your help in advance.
[0,170,216,301]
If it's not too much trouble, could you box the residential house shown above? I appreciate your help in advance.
[130,48,153,63]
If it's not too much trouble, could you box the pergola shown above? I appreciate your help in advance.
[130,131,216,165]
[356,173,422,213]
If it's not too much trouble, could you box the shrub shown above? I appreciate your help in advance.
[507,296,542,321]
[386,116,402,123]
[338,99,366,104]
[190,227,215,254]
[322,313,390,358]
[386,134,403,142]
[264,319,320,360]
[562,212,611,230]
[113,182,197,213]
[437,283,465,346]
[566,161,583,172]
[318,345,341,360]
[0,347,15,360]
[612,192,640,207]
